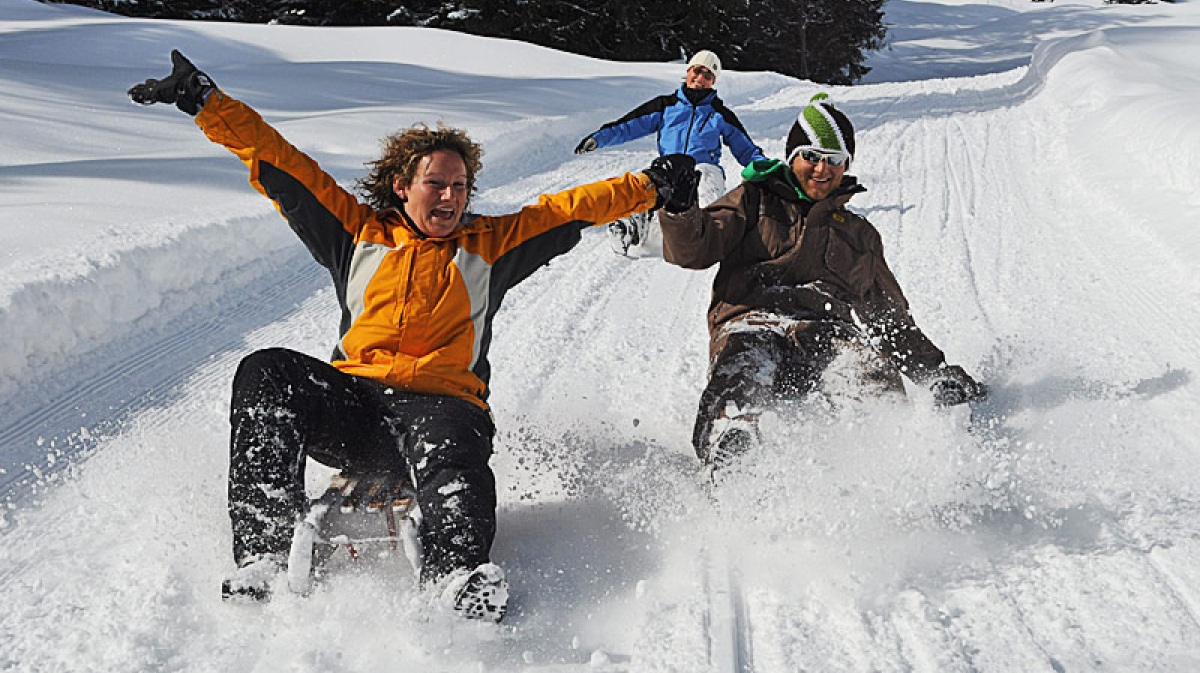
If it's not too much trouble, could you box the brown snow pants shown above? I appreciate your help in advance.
[693,314,904,464]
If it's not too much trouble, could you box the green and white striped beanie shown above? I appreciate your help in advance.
[785,93,855,163]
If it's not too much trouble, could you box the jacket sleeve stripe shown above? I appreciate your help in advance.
[195,91,372,249]
[257,161,356,271]
[593,94,673,147]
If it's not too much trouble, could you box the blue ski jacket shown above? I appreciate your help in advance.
[590,86,766,170]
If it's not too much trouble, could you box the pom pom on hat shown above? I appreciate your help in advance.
[687,50,722,82]
[785,93,855,163]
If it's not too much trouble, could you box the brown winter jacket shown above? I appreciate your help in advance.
[659,166,949,385]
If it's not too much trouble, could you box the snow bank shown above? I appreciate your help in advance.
[0,215,300,399]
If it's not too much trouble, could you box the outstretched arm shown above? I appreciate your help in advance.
[865,247,985,405]
[473,154,696,264]
[588,95,673,150]
[127,52,371,269]
[714,108,767,167]
[479,173,655,262]
[723,124,768,167]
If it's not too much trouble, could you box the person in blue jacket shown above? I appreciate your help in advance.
[575,50,767,257]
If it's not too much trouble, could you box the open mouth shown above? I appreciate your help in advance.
[431,206,457,222]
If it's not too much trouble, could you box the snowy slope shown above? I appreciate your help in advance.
[2,0,1200,670]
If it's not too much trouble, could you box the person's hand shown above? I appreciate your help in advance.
[574,135,598,154]
[930,364,986,407]
[643,154,700,213]
[128,50,216,116]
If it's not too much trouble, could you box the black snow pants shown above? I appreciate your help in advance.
[227,347,496,585]
[693,315,904,464]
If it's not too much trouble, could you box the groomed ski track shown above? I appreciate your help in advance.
[3,1,1200,670]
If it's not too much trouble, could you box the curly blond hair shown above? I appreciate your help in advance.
[357,123,484,211]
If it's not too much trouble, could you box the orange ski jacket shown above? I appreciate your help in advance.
[196,90,657,409]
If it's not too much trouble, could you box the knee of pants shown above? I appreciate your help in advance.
[405,423,493,479]
[704,349,781,417]
[232,348,308,394]
[229,349,338,432]
[416,453,497,506]
[421,466,497,512]
[408,428,496,509]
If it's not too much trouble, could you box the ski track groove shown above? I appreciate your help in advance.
[1004,547,1200,670]
[978,564,1073,673]
[1024,86,1200,376]
[877,590,964,673]
[945,114,996,341]
[940,571,1065,671]
[732,566,754,673]
[1146,542,1200,636]
[704,545,754,673]
[0,248,326,500]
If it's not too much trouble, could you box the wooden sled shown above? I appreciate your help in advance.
[286,471,422,595]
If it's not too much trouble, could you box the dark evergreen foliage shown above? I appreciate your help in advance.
[739,0,885,84]
[43,0,887,83]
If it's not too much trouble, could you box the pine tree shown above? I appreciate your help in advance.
[740,0,885,84]
[48,0,887,83]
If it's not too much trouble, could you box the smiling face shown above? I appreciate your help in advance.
[394,150,469,237]
[790,150,847,201]
[685,65,716,90]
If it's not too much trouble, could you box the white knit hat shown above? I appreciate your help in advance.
[687,50,722,82]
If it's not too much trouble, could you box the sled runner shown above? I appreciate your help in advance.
[286,471,422,595]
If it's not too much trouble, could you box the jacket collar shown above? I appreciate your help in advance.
[383,208,485,240]
[676,85,718,107]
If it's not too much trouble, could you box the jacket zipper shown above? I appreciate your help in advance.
[393,243,414,342]
[683,105,697,154]
[683,101,715,158]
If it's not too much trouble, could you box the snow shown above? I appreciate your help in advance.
[3,0,1200,670]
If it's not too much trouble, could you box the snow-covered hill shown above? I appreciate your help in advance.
[2,0,1199,670]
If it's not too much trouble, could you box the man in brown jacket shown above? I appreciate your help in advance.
[659,93,984,467]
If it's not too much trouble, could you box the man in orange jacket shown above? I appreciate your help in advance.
[129,51,700,620]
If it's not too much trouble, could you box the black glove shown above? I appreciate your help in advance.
[643,154,700,213]
[930,364,987,407]
[574,135,598,154]
[128,50,216,116]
